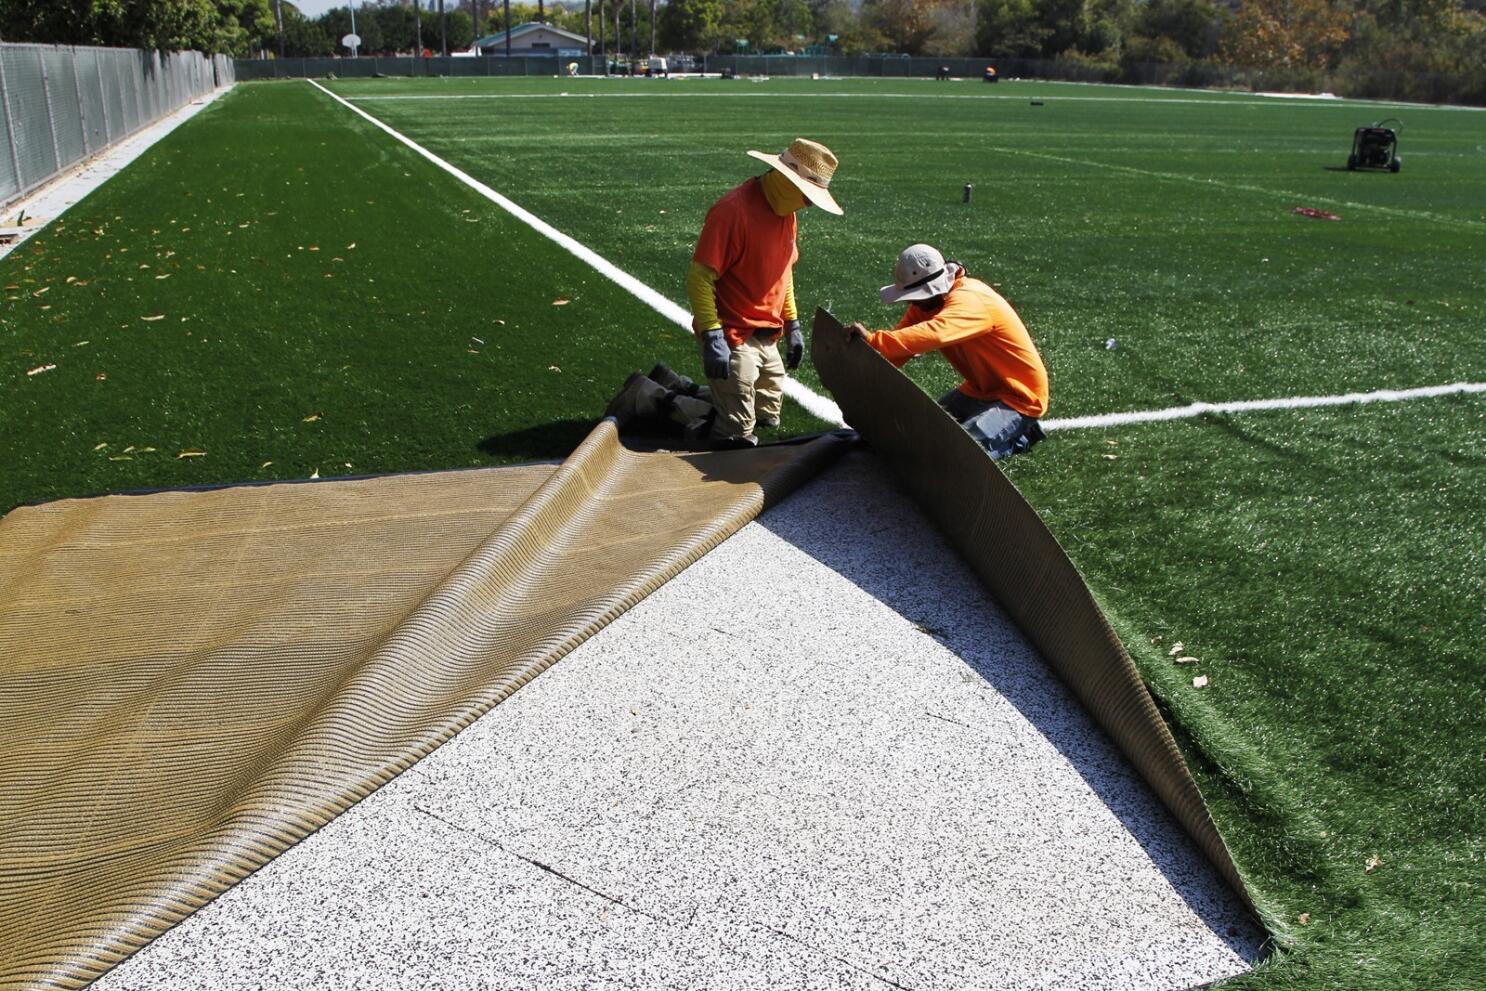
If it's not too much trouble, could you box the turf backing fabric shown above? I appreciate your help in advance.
[0,423,847,991]
[811,309,1253,912]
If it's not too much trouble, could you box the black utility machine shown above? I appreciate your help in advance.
[1347,118,1402,172]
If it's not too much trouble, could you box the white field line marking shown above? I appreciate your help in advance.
[344,91,1354,110]
[1043,381,1486,431]
[1003,148,1486,229]
[306,78,844,427]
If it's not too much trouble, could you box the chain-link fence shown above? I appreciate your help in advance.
[0,44,234,209]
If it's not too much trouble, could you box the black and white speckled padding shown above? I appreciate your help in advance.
[811,307,1253,913]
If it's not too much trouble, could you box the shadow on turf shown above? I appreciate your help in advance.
[477,420,597,460]
[756,452,1267,963]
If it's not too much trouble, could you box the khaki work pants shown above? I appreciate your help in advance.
[708,334,785,444]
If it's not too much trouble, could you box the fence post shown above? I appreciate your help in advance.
[71,47,91,156]
[0,49,26,194]
[95,53,113,144]
[38,50,64,175]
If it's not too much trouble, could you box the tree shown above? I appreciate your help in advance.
[445,8,475,46]
[976,0,1051,56]
[1137,0,1222,58]
[658,0,723,51]
[1222,0,1351,68]
[862,0,937,53]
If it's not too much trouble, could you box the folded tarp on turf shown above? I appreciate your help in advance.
[811,308,1253,911]
[0,424,847,991]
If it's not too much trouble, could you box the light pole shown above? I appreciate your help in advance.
[503,0,511,57]
[274,0,285,58]
[349,0,358,57]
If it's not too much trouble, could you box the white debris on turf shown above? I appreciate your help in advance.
[0,87,232,262]
[95,451,1263,991]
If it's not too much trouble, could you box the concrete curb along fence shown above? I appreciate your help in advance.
[811,308,1254,912]
[0,43,233,210]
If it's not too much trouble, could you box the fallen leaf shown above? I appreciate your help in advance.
[122,445,135,454]
[1168,641,1185,656]
[1292,206,1342,221]
[1365,855,1382,873]
[140,314,166,322]
[471,337,485,345]
[136,447,156,453]
[1298,913,1311,925]
[1102,453,1118,460]
[93,442,108,451]
[176,450,207,459]
[1174,655,1199,665]
[346,243,356,249]
[73,340,89,347]
[548,365,562,372]
[32,286,50,296]
[310,469,320,479]
[65,276,76,284]
[308,245,320,252]
[108,455,133,462]
[494,319,505,325]
[26,364,56,376]
[1192,675,1209,689]
[155,273,170,280]
[261,461,273,468]
[303,413,322,422]
[552,298,570,306]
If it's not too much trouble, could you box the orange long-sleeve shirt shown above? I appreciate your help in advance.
[868,271,1049,418]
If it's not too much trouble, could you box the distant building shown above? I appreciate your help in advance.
[474,23,591,57]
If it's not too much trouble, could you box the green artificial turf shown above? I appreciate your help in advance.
[0,82,831,512]
[4,76,1485,989]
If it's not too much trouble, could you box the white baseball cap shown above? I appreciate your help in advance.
[880,243,956,303]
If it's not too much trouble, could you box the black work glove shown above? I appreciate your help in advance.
[699,327,731,380]
[784,319,804,370]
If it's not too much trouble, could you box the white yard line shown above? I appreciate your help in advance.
[0,87,232,261]
[1044,380,1486,430]
[344,91,1355,110]
[305,78,846,427]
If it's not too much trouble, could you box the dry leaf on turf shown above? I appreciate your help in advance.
[552,299,570,306]
[1298,913,1311,925]
[1175,655,1198,665]
[1192,675,1209,688]
[310,469,320,479]
[176,450,207,459]
[1366,855,1382,873]
[261,461,273,468]
[303,413,322,422]
[1168,641,1185,655]
[548,365,562,373]
[93,442,108,451]
[26,364,56,376]
[140,314,165,322]
[95,373,106,381]
[1102,454,1118,461]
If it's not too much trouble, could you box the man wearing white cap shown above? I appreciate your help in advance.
[687,138,843,448]
[855,244,1049,460]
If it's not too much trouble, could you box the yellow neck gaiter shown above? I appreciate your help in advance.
[761,170,808,216]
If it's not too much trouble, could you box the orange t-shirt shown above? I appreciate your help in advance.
[692,177,798,347]
[868,272,1049,418]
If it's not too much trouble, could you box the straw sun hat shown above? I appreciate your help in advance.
[746,138,843,215]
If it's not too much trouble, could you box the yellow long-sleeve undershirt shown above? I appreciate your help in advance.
[687,261,796,335]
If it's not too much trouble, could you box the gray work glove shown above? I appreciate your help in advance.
[784,319,804,370]
[699,327,731,381]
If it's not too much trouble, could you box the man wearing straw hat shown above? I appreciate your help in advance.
[853,243,1049,461]
[687,138,843,448]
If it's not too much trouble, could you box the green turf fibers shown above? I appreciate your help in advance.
[3,78,1484,989]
